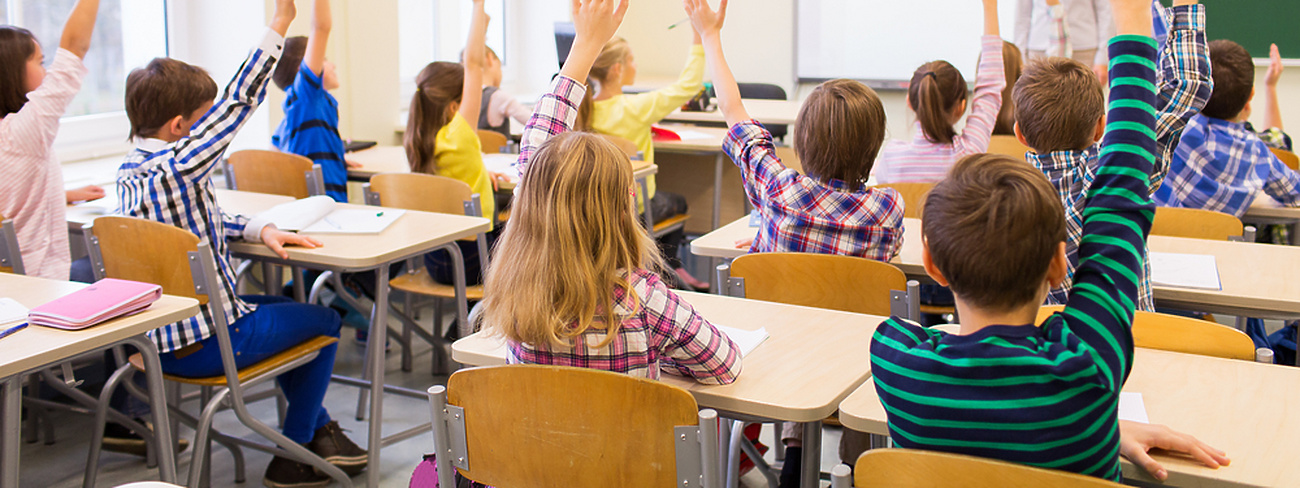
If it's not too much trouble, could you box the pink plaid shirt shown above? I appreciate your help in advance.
[723,121,904,261]
[508,76,741,385]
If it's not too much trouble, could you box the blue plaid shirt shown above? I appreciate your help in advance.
[1028,4,1211,310]
[116,30,282,353]
[1154,115,1300,217]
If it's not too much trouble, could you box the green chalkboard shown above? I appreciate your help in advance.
[1165,0,1300,59]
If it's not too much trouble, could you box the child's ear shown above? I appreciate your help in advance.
[166,114,189,138]
[1092,115,1106,144]
[1046,242,1068,287]
[920,237,951,287]
[1014,121,1030,147]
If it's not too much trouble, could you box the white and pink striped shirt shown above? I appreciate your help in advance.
[0,48,86,279]
[875,36,1005,184]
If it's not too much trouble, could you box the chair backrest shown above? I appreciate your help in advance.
[1151,207,1243,241]
[598,134,640,160]
[1036,306,1255,360]
[737,83,789,140]
[367,173,475,216]
[0,214,24,275]
[84,216,207,304]
[987,134,1032,159]
[1271,147,1299,171]
[873,183,934,220]
[435,365,713,488]
[730,252,906,316]
[227,149,321,199]
[847,449,1124,488]
[476,130,509,154]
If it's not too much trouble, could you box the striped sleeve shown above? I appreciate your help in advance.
[170,30,284,182]
[1059,35,1159,392]
[514,75,586,179]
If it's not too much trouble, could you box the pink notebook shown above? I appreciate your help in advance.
[28,278,163,330]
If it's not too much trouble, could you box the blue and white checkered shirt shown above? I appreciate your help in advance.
[1028,4,1212,310]
[1155,115,1300,217]
[116,30,282,353]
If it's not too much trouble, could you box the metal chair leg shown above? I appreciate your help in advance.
[726,420,744,488]
[402,292,414,372]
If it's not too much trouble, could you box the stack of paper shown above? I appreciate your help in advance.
[1118,392,1149,423]
[1149,252,1222,290]
[258,196,406,234]
[0,298,27,326]
[714,325,770,358]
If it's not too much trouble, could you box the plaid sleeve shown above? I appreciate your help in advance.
[638,272,741,385]
[514,75,586,179]
[724,121,789,209]
[1150,4,1211,192]
[1261,150,1300,207]
[223,212,250,241]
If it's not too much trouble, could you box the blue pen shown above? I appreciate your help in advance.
[0,322,27,340]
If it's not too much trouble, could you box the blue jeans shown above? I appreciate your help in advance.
[158,295,341,444]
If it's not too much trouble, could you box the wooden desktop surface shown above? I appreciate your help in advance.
[453,291,881,422]
[693,216,1300,318]
[346,145,658,188]
[664,99,802,127]
[838,347,1300,487]
[0,274,200,379]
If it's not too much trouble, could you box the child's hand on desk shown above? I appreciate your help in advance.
[260,227,323,259]
[1119,420,1229,481]
[65,185,106,204]
[488,171,510,191]
[734,237,753,249]
[345,159,363,169]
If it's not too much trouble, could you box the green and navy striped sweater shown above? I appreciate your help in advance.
[870,36,1159,481]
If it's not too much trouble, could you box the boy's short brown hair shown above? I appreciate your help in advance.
[793,79,887,191]
[1202,40,1254,120]
[923,154,1066,312]
[273,36,309,91]
[125,58,218,140]
[1013,57,1105,152]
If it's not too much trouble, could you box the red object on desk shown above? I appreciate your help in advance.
[28,278,162,330]
[651,126,682,142]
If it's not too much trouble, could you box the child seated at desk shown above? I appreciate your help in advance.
[871,1,1227,479]
[475,46,530,138]
[115,1,365,485]
[1155,40,1300,218]
[1015,0,1211,310]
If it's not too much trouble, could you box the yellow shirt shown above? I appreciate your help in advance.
[433,113,494,229]
[591,44,706,202]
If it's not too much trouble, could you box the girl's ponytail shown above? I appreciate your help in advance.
[907,61,967,144]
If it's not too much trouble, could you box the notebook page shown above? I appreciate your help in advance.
[256,196,337,231]
[1119,392,1149,423]
[0,298,28,326]
[1149,252,1222,290]
[300,208,407,234]
[713,325,770,358]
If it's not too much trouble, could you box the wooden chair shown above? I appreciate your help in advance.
[1036,306,1259,361]
[1271,147,1299,171]
[224,149,324,198]
[873,183,933,220]
[427,365,721,488]
[81,216,346,488]
[831,448,1124,488]
[365,173,489,373]
[719,252,919,318]
[476,130,509,154]
[987,134,1033,159]
[1152,207,1252,241]
[625,132,687,238]
[0,214,23,275]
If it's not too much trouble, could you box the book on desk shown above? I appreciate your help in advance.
[257,196,406,234]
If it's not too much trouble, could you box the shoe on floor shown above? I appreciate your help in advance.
[263,455,330,488]
[102,419,190,456]
[307,420,368,476]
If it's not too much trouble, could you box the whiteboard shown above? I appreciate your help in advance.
[797,0,1020,86]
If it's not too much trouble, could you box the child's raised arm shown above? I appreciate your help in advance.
[983,0,1000,37]
[270,0,296,37]
[59,0,101,59]
[458,0,489,129]
[686,0,749,127]
[304,0,331,76]
[1264,43,1284,132]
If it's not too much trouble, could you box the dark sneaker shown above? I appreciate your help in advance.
[307,420,368,476]
[263,455,330,488]
[102,419,190,456]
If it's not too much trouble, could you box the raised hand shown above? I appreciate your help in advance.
[559,0,630,83]
[684,0,728,38]
[1266,44,1284,87]
[270,0,298,36]
[1109,0,1153,38]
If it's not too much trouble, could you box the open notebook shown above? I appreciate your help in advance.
[256,196,406,234]
[1149,252,1222,291]
[714,325,770,358]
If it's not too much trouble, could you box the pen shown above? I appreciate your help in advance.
[667,17,689,30]
[376,211,384,217]
[0,322,27,340]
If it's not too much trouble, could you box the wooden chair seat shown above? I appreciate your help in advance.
[652,213,690,235]
[477,130,509,154]
[872,183,934,220]
[841,448,1124,487]
[389,268,485,301]
[1271,147,1299,171]
[1037,306,1255,360]
[127,336,338,387]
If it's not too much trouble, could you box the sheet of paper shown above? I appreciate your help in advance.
[672,130,715,141]
[301,208,407,234]
[1118,392,1149,424]
[0,298,29,326]
[1149,252,1222,291]
[714,325,769,358]
[256,196,338,231]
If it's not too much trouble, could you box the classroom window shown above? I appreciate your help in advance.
[398,0,505,103]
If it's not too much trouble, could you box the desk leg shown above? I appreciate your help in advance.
[127,336,177,483]
[1,376,18,488]
[800,421,822,488]
[713,153,726,230]
[366,264,392,488]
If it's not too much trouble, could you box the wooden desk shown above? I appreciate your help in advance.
[0,274,200,488]
[655,125,735,230]
[345,145,658,193]
[838,347,1300,487]
[452,291,882,488]
[664,99,802,127]
[693,216,1300,319]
